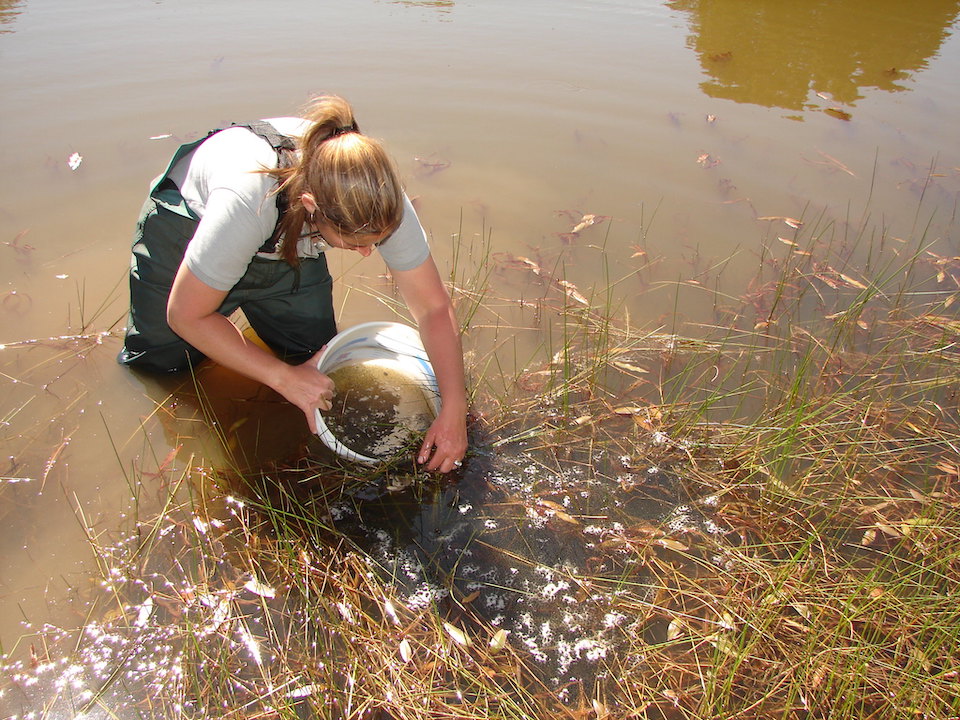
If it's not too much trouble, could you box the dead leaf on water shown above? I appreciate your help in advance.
[489,629,508,653]
[611,360,648,374]
[875,522,902,538]
[710,633,739,657]
[838,272,868,290]
[757,216,803,229]
[570,213,606,234]
[557,279,588,305]
[825,107,853,121]
[443,622,471,646]
[592,698,610,719]
[399,638,413,662]
[656,538,689,552]
[697,153,721,169]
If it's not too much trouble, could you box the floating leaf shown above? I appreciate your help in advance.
[552,509,581,526]
[757,216,803,229]
[443,622,471,646]
[244,577,276,599]
[399,638,413,662]
[462,590,480,604]
[667,618,684,641]
[825,107,852,121]
[383,598,399,624]
[656,538,689,552]
[814,272,842,289]
[489,629,508,653]
[67,152,83,170]
[710,633,739,657]
[611,360,648,374]
[875,522,902,538]
[697,153,720,168]
[557,279,588,305]
[900,517,936,535]
[908,488,931,504]
[570,213,606,234]
[838,272,868,290]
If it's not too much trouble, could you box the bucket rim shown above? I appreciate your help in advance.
[313,322,438,465]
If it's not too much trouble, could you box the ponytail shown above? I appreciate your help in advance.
[269,95,404,265]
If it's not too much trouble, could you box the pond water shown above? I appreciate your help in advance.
[1,0,959,713]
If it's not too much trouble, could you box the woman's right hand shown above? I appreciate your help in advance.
[273,349,335,433]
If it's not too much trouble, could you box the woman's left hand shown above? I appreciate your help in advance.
[417,406,468,473]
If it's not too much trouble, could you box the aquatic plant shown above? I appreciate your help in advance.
[2,201,959,719]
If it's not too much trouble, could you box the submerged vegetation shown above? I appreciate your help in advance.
[2,202,960,719]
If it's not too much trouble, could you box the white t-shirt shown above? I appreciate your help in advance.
[166,117,430,292]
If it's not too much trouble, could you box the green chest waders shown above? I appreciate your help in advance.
[118,122,338,373]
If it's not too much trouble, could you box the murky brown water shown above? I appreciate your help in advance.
[2,0,959,711]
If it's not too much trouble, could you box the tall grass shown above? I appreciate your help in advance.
[3,208,959,719]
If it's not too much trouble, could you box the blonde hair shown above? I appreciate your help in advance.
[271,95,404,265]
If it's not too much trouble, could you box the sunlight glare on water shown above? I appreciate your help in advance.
[1,0,959,714]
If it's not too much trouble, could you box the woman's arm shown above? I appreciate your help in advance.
[391,256,468,473]
[167,265,335,432]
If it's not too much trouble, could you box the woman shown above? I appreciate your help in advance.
[119,95,467,473]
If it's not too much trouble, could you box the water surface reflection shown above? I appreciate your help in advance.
[1,0,959,715]
[670,0,960,113]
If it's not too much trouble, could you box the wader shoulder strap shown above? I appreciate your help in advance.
[152,121,297,251]
[223,121,297,254]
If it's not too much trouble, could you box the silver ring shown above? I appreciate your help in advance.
[453,459,463,468]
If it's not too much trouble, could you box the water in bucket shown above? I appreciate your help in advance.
[314,322,441,464]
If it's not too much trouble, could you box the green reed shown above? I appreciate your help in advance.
[8,198,959,719]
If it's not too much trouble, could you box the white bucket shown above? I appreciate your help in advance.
[314,322,441,465]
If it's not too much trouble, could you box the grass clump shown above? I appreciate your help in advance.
[3,212,960,719]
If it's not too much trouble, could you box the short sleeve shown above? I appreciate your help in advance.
[376,194,431,271]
